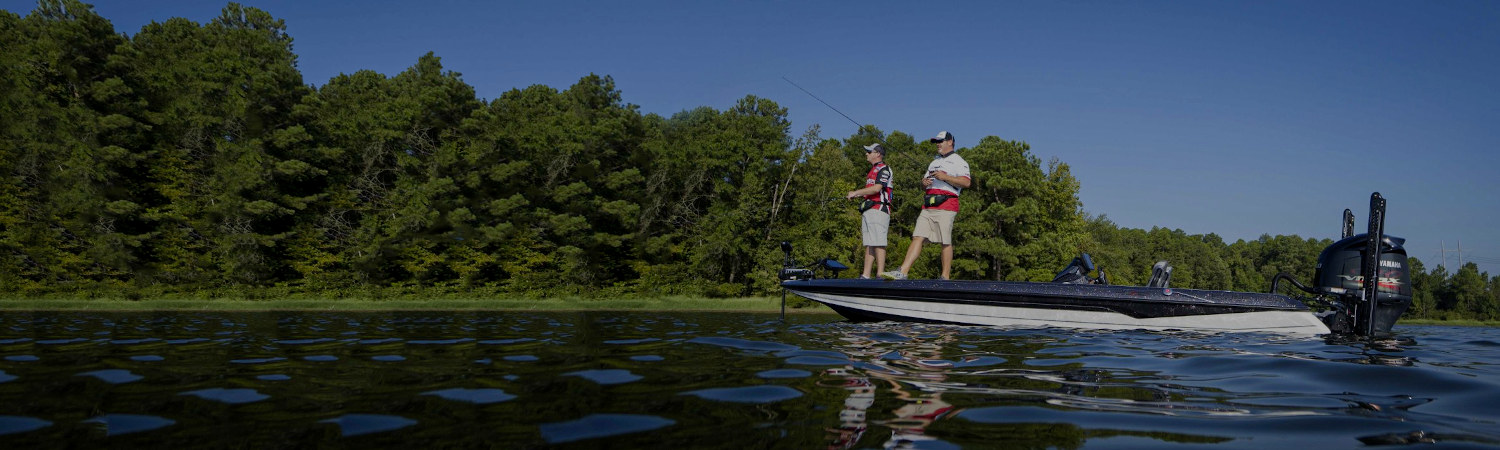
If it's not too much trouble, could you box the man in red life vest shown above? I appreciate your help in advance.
[883,131,970,280]
[845,143,894,279]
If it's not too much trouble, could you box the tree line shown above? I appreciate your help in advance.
[2,1,1496,320]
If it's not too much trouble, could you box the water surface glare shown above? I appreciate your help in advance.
[0,311,1497,447]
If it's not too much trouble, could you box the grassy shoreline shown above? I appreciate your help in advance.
[1398,318,1500,327]
[0,296,836,313]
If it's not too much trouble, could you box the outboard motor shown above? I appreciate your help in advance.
[1271,193,1411,336]
[1311,232,1412,335]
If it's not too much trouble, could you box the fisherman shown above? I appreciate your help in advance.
[883,131,970,280]
[845,143,894,279]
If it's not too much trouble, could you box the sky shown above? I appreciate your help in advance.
[6,0,1499,276]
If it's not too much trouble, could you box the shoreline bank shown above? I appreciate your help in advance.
[0,297,836,313]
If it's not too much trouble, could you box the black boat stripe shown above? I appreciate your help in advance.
[796,288,1295,319]
[783,280,1309,319]
[815,296,1317,331]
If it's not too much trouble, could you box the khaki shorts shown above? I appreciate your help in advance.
[861,209,889,247]
[912,209,957,245]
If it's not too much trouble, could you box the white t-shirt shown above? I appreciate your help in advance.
[925,152,971,196]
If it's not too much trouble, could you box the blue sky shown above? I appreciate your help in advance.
[7,0,1499,275]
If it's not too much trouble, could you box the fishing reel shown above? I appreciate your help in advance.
[779,241,848,281]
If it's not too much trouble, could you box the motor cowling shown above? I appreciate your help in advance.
[1313,233,1412,335]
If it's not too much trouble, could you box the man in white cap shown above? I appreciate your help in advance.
[883,131,970,280]
[845,143,893,278]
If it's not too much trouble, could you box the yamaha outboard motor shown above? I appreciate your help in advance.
[1311,232,1412,335]
[1271,193,1411,336]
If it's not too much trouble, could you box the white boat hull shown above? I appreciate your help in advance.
[797,291,1332,335]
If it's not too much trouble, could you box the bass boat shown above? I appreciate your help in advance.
[780,193,1412,337]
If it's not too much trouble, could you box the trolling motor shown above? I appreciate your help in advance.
[1270,193,1412,336]
[778,241,849,321]
[1052,253,1110,285]
[778,241,848,281]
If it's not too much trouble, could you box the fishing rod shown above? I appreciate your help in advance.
[780,76,925,167]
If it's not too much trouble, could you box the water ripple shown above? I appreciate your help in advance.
[604,338,660,344]
[421,388,517,404]
[357,338,402,345]
[538,414,674,444]
[565,369,643,385]
[180,388,270,404]
[230,357,286,364]
[862,332,912,343]
[275,338,336,345]
[479,338,534,345]
[78,369,144,384]
[757,369,812,379]
[785,355,852,366]
[682,385,803,403]
[0,416,50,436]
[408,338,473,345]
[319,414,417,437]
[108,338,161,345]
[950,355,1008,368]
[37,338,89,345]
[688,336,798,352]
[82,414,175,436]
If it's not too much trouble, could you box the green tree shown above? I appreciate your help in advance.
[1,0,143,290]
[1488,274,1500,321]
[684,96,795,295]
[1429,264,1454,313]
[106,3,312,286]
[291,52,485,288]
[1406,258,1437,319]
[1448,262,1489,320]
[1225,235,1328,293]
[0,8,45,290]
[466,73,646,293]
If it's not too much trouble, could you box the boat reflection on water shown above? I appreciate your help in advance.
[801,319,1500,449]
[820,324,959,449]
[808,322,1353,449]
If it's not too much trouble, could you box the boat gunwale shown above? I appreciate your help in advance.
[782,279,1312,320]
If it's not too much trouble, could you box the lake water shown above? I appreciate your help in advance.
[1,311,1497,448]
